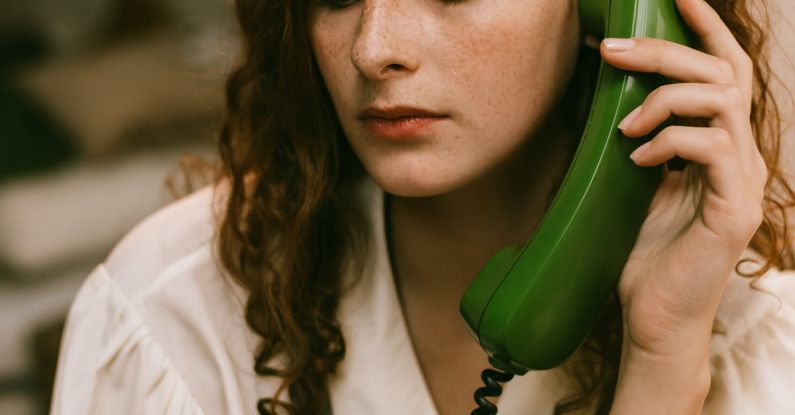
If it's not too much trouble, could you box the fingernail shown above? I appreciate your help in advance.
[618,106,642,131]
[630,141,651,162]
[603,38,636,52]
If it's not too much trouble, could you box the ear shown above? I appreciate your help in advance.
[578,0,606,50]
[583,33,601,50]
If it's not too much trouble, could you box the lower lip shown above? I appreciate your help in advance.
[362,116,448,140]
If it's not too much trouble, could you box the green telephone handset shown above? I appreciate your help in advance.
[461,0,696,377]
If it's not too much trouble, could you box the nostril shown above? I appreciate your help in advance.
[381,63,405,74]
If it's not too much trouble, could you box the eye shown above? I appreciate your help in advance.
[311,0,465,10]
[311,0,359,10]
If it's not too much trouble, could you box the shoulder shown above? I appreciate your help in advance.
[52,182,267,414]
[102,182,228,298]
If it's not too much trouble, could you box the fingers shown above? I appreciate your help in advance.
[601,37,736,87]
[598,0,766,220]
[600,0,754,110]
[629,126,747,204]
[618,83,746,134]
[617,82,760,178]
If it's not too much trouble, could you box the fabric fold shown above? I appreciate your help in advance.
[51,265,205,415]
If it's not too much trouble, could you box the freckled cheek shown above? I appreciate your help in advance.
[311,35,356,115]
[450,34,542,134]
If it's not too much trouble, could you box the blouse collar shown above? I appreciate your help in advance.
[328,178,572,415]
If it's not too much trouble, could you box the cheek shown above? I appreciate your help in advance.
[444,2,579,136]
[309,20,355,111]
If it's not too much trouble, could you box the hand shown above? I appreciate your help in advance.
[601,0,767,359]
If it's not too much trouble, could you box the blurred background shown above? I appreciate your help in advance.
[0,0,234,413]
[0,1,793,414]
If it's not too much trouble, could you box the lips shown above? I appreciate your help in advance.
[358,105,446,120]
[358,105,448,140]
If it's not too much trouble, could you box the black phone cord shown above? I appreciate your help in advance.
[470,367,514,415]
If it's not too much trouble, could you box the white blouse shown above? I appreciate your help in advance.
[51,178,795,414]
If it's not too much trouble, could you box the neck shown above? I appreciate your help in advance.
[385,112,578,308]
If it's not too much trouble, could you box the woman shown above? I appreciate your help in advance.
[51,0,795,413]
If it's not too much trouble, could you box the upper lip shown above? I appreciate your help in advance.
[358,105,446,120]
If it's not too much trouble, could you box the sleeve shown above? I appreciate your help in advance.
[703,267,795,414]
[50,265,206,415]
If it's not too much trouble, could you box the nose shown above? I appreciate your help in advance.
[351,0,420,80]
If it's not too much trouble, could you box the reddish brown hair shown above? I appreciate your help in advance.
[213,0,795,413]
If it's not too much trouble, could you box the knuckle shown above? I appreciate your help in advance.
[715,59,735,83]
[707,128,732,150]
[647,85,665,103]
[720,85,745,108]
[657,125,680,143]
[648,84,677,108]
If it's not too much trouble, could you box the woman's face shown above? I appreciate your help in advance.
[309,0,581,197]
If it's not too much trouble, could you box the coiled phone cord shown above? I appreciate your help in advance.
[470,367,514,415]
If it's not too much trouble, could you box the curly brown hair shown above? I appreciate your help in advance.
[212,0,795,413]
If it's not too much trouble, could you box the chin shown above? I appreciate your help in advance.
[365,164,465,198]
[350,142,488,198]
[368,174,448,198]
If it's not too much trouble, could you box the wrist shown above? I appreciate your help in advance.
[611,342,711,414]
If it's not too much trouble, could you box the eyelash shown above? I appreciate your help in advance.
[312,0,465,11]
[312,0,357,10]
